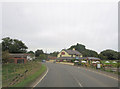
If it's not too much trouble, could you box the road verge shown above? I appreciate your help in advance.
[11,63,47,87]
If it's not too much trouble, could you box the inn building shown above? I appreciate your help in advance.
[57,48,82,60]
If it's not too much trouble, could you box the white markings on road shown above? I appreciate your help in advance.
[90,70,118,80]
[78,82,83,87]
[33,67,49,87]
[73,75,83,87]
[75,78,83,87]
[79,67,118,81]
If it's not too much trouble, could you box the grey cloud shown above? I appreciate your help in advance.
[2,2,118,53]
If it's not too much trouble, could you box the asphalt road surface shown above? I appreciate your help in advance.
[36,62,118,87]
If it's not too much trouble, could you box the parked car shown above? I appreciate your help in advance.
[42,60,46,63]
[53,61,56,63]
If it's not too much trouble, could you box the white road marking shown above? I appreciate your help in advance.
[73,76,83,87]
[33,67,49,87]
[78,82,83,87]
[91,70,118,80]
[80,67,118,81]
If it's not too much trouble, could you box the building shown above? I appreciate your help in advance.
[27,54,35,61]
[57,48,82,60]
[47,56,57,60]
[79,57,101,65]
[9,53,35,64]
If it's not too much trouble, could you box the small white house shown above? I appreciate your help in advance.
[27,54,35,61]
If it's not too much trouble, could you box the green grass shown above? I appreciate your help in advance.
[2,61,47,87]
[12,64,46,87]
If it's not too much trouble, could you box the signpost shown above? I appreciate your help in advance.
[97,64,101,69]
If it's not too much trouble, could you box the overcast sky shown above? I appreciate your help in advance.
[1,0,118,53]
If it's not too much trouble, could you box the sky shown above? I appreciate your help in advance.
[0,0,119,53]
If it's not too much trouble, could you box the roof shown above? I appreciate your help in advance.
[57,57,101,60]
[87,57,101,60]
[57,57,75,60]
[63,49,82,55]
[9,53,30,58]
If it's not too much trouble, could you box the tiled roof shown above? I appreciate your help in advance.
[9,53,30,58]
[63,49,82,55]
[87,57,101,60]
[57,57,75,59]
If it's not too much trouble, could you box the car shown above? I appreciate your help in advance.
[53,61,56,63]
[42,60,46,63]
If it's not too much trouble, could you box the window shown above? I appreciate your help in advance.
[61,52,65,55]
[17,59,24,63]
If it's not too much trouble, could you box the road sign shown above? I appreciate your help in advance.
[97,64,101,69]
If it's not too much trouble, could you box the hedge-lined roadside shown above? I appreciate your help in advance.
[12,64,47,87]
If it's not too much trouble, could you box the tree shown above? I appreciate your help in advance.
[27,51,34,54]
[118,52,120,60]
[68,43,86,52]
[99,49,118,60]
[68,43,98,57]
[82,49,98,57]
[2,51,10,63]
[49,51,59,57]
[98,54,107,60]
[38,54,47,60]
[2,37,12,51]
[35,49,44,57]
[2,37,28,53]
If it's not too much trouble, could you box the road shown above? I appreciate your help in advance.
[36,62,118,87]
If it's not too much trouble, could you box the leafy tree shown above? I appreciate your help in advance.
[118,52,120,60]
[2,37,28,53]
[38,54,47,59]
[68,43,98,57]
[35,49,44,57]
[0,43,2,63]
[2,50,10,63]
[68,43,86,52]
[98,54,107,60]
[2,37,12,51]
[50,51,59,57]
[27,51,34,54]
[99,49,118,60]
[82,49,98,57]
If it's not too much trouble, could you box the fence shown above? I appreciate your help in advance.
[74,62,119,74]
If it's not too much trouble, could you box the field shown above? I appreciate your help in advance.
[2,60,46,87]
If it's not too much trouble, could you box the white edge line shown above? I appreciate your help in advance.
[33,66,49,87]
[80,67,118,81]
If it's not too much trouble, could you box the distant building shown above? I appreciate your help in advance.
[78,57,101,64]
[47,56,57,60]
[9,53,35,64]
[57,48,82,60]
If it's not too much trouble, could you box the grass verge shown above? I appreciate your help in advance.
[12,64,46,87]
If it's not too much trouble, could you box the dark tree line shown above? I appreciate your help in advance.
[68,43,119,60]
[99,49,118,60]
[68,43,98,57]
[2,37,28,53]
[1,37,119,61]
